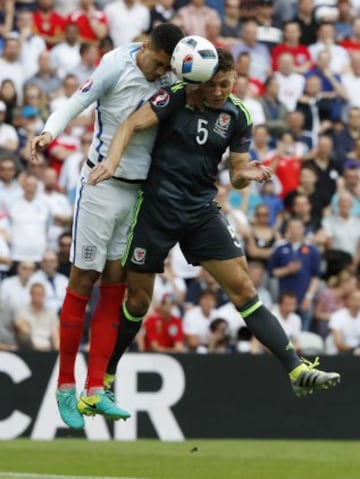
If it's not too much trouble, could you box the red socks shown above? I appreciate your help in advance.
[86,283,126,391]
[58,288,89,387]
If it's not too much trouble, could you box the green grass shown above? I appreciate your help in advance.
[0,439,359,479]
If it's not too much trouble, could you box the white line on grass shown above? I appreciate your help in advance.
[0,473,143,479]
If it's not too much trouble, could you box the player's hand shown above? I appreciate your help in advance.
[242,161,273,183]
[31,132,53,163]
[88,160,115,185]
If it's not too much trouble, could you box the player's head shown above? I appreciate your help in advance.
[137,24,184,82]
[201,48,236,109]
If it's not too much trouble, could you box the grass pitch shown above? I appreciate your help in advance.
[0,439,359,479]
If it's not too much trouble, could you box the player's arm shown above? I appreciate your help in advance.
[229,151,272,189]
[88,102,159,185]
[31,52,121,162]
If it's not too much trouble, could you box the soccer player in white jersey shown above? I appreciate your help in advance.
[31,24,184,429]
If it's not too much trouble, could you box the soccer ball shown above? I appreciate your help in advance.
[171,35,219,84]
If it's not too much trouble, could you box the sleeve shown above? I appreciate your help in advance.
[229,102,253,153]
[149,83,186,122]
[72,51,124,107]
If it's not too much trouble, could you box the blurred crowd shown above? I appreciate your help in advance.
[0,0,360,357]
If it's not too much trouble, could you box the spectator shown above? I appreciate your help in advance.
[0,260,35,313]
[263,131,302,198]
[331,166,360,215]
[0,296,18,351]
[0,79,17,124]
[231,19,271,83]
[322,191,360,262]
[271,292,302,351]
[290,193,323,240]
[207,317,232,353]
[256,0,282,51]
[340,16,360,53]
[247,259,273,308]
[249,124,272,162]
[98,34,114,59]
[40,166,73,250]
[25,50,62,98]
[29,249,68,313]
[16,105,43,165]
[104,0,150,47]
[143,293,185,353]
[0,153,22,214]
[14,282,59,351]
[245,204,280,266]
[305,49,347,123]
[284,165,326,221]
[274,52,306,112]
[8,174,50,263]
[56,231,71,277]
[234,51,265,97]
[183,289,218,352]
[269,217,321,330]
[0,100,19,152]
[342,53,360,110]
[0,226,10,279]
[58,130,89,203]
[259,76,288,138]
[272,20,312,73]
[305,133,341,207]
[72,42,98,84]
[204,16,227,49]
[293,0,317,46]
[313,269,357,339]
[309,21,350,74]
[329,289,360,354]
[0,35,25,103]
[286,110,313,153]
[172,0,221,37]
[0,0,15,53]
[23,83,49,125]
[33,0,65,49]
[231,75,266,126]
[186,267,228,308]
[148,0,176,32]
[220,0,242,46]
[335,0,354,41]
[17,10,47,80]
[50,23,81,79]
[152,256,186,316]
[258,180,284,227]
[67,0,108,44]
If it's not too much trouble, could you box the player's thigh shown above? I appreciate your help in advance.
[101,259,126,284]
[71,178,128,272]
[122,197,179,273]
[202,256,257,306]
[180,207,244,266]
[107,183,142,262]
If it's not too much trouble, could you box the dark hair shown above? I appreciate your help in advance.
[279,291,297,303]
[210,318,228,333]
[216,48,235,73]
[150,23,184,56]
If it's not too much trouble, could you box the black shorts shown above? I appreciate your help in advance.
[122,193,244,273]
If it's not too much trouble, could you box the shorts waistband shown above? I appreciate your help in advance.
[86,159,145,185]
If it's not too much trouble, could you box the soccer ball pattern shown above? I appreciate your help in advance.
[171,35,219,84]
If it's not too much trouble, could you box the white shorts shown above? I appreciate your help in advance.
[70,164,142,272]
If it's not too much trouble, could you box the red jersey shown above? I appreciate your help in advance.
[264,154,301,198]
[144,312,184,350]
[67,9,107,42]
[340,39,360,54]
[271,44,311,71]
[33,10,66,47]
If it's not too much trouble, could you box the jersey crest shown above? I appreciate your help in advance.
[214,113,231,138]
[79,79,94,93]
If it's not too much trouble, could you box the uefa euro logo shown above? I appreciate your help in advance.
[182,54,193,74]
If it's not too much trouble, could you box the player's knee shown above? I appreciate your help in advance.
[228,276,257,307]
[69,267,99,296]
[126,288,151,318]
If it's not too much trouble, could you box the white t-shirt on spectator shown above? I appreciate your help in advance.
[215,302,246,339]
[329,307,360,348]
[0,123,20,151]
[50,42,81,79]
[9,197,50,262]
[104,0,150,47]
[272,304,302,341]
[341,72,360,108]
[0,59,25,104]
[0,234,10,274]
[169,243,202,280]
[322,215,360,256]
[0,275,31,314]
[275,71,305,112]
[29,269,68,314]
[20,34,47,80]
[183,306,217,345]
[16,305,58,351]
[42,191,73,251]
[309,42,350,74]
[0,179,23,214]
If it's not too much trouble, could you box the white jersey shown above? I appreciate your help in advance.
[72,43,175,180]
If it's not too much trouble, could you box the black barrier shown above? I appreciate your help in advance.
[0,352,359,439]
